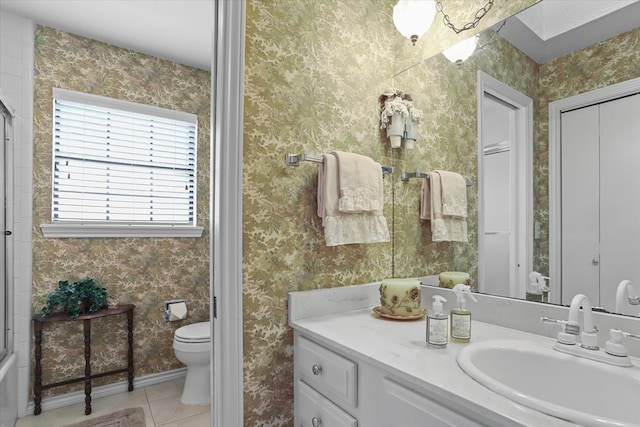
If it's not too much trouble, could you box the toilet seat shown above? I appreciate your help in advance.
[174,321,210,344]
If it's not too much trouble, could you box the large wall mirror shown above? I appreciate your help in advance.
[387,0,640,317]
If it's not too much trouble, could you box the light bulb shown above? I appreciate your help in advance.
[442,35,479,65]
[393,0,436,45]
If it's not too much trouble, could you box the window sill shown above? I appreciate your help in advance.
[40,223,205,239]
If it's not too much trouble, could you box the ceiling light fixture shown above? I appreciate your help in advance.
[393,0,437,46]
[442,34,479,65]
[436,0,494,34]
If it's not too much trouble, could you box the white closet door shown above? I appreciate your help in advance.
[561,105,600,305]
[599,94,640,311]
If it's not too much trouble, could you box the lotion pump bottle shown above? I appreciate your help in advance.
[426,295,448,348]
[450,284,478,343]
[526,272,544,302]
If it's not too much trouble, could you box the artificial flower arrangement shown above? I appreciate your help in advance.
[379,89,423,148]
[41,277,110,318]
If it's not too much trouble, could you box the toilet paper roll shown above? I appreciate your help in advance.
[168,302,188,321]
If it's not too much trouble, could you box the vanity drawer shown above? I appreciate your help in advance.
[296,380,358,427]
[296,335,358,408]
[379,378,484,427]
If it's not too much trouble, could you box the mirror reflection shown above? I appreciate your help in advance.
[390,0,640,316]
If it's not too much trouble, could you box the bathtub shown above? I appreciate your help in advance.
[0,353,18,427]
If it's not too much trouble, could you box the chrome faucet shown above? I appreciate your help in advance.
[615,280,640,315]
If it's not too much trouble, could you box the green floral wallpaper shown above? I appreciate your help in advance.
[32,26,211,396]
[390,28,540,281]
[243,0,535,425]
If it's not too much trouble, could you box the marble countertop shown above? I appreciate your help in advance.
[289,284,580,426]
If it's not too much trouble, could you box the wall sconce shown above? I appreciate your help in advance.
[380,91,423,149]
[393,0,436,45]
[442,34,479,65]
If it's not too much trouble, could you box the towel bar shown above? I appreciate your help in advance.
[285,153,393,175]
[401,171,473,187]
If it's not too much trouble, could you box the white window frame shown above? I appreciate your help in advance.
[40,88,203,238]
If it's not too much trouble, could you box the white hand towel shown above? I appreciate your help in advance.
[331,150,383,213]
[436,170,467,218]
[317,153,390,246]
[430,171,468,242]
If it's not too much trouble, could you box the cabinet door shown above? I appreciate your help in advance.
[379,378,484,427]
[296,380,357,427]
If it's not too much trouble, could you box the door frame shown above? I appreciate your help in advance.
[0,91,14,364]
[477,71,533,298]
[549,76,640,305]
[211,1,245,426]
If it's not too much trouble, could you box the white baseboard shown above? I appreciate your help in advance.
[26,368,187,415]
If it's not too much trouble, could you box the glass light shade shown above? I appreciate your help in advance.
[404,117,418,149]
[393,0,436,45]
[387,112,405,149]
[442,35,479,65]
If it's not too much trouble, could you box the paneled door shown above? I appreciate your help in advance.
[477,72,533,300]
[561,94,640,309]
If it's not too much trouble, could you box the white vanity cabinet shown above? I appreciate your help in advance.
[378,377,485,427]
[294,334,358,427]
[294,332,486,427]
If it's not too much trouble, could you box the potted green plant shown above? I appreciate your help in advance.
[41,277,110,318]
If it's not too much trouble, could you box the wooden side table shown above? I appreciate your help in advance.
[32,304,135,415]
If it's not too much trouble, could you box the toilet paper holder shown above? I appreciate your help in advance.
[164,299,188,322]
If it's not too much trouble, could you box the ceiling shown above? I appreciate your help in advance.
[0,0,213,70]
[498,0,640,64]
[1,0,638,69]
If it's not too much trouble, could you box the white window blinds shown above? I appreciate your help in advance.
[52,88,197,225]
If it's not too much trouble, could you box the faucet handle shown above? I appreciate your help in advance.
[540,316,558,325]
[541,317,579,344]
[605,329,640,356]
[617,329,640,342]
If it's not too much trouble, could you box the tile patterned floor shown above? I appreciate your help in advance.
[15,378,210,427]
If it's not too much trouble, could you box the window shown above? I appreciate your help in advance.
[40,88,203,238]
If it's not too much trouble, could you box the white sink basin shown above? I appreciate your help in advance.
[457,339,640,427]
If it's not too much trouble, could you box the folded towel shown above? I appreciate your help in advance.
[318,153,390,246]
[436,170,467,218]
[317,153,339,226]
[430,171,468,242]
[420,177,430,220]
[332,150,383,213]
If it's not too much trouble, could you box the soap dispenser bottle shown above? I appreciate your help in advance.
[426,295,448,348]
[526,272,543,302]
[450,284,478,343]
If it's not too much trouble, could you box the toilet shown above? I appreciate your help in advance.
[173,321,211,405]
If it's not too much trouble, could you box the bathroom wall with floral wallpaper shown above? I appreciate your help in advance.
[31,26,211,396]
[242,0,535,425]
